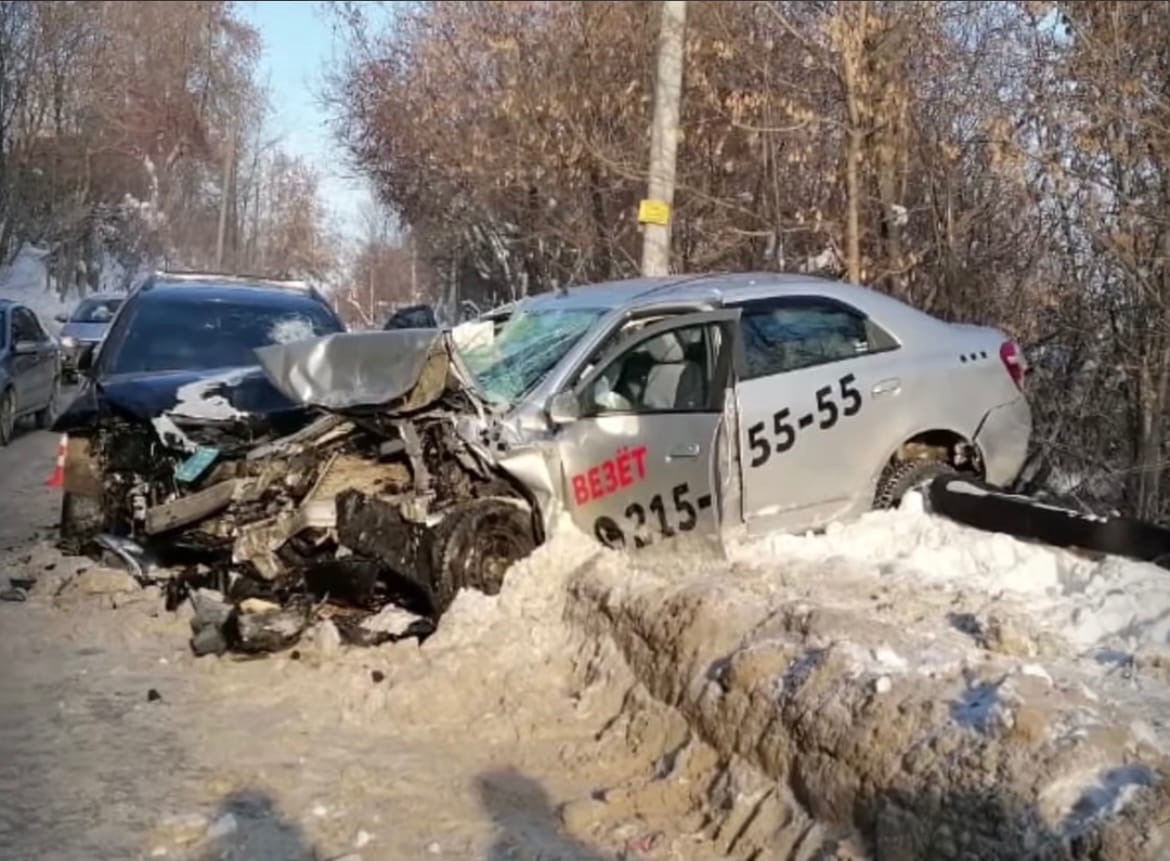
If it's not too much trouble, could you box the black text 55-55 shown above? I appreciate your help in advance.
[746,372,863,469]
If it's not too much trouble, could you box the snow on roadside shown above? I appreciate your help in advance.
[0,244,135,336]
[0,246,71,334]
[730,491,1170,661]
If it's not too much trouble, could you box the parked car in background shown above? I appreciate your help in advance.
[52,272,347,544]
[383,303,438,330]
[0,299,62,445]
[55,293,125,380]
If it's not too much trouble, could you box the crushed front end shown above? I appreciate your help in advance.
[56,330,547,656]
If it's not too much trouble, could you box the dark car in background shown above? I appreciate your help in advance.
[55,294,125,379]
[383,303,438,330]
[52,272,346,544]
[0,299,61,445]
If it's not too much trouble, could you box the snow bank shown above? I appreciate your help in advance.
[299,498,1170,858]
[566,533,1170,860]
[0,246,70,334]
[732,492,1170,660]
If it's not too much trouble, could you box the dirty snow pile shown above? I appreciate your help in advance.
[555,496,1170,860]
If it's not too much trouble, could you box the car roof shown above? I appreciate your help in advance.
[514,272,933,323]
[136,274,332,309]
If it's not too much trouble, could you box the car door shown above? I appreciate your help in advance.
[9,306,47,411]
[553,310,738,553]
[732,295,904,532]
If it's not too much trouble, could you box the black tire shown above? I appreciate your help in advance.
[0,388,14,446]
[34,374,60,429]
[874,459,959,509]
[927,474,1170,567]
[59,491,105,553]
[430,498,538,614]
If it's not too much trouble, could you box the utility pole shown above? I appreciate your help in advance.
[640,0,687,277]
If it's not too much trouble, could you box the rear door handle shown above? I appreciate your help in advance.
[667,443,701,461]
[872,378,901,396]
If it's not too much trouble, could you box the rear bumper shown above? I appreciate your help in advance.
[974,397,1032,486]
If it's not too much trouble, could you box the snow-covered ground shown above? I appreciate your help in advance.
[0,246,71,334]
[733,492,1170,664]
[4,429,1169,861]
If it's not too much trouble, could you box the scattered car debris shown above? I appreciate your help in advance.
[147,688,162,702]
[0,585,28,602]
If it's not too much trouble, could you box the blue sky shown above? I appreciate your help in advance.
[239,0,376,241]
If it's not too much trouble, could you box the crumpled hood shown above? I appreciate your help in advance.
[101,367,300,422]
[255,329,480,413]
[53,365,306,437]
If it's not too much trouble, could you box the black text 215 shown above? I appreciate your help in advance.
[747,372,863,468]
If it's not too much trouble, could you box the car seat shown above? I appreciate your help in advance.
[640,333,705,411]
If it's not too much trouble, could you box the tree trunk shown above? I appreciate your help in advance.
[841,1,867,285]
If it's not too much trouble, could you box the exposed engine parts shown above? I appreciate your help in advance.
[59,335,541,657]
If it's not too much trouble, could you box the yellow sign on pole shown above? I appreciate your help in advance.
[638,199,672,226]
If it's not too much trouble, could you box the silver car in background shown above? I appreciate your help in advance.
[55,293,124,378]
[457,272,1031,547]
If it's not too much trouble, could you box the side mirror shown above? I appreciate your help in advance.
[54,312,68,324]
[546,390,580,425]
[76,344,95,373]
[13,340,38,355]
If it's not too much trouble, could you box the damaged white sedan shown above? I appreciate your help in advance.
[57,272,1032,652]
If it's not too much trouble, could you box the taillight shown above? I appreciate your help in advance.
[999,340,1027,389]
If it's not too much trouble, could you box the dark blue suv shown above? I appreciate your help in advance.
[53,273,345,543]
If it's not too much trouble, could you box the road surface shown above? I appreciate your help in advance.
[0,415,686,861]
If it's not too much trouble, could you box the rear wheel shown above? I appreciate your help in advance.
[430,499,538,614]
[874,459,959,510]
[0,388,15,446]
[34,374,60,429]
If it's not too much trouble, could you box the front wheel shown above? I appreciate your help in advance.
[0,388,15,446]
[430,499,538,614]
[874,459,959,510]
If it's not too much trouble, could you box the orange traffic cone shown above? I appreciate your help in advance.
[46,434,67,488]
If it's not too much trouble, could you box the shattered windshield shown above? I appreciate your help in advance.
[459,306,605,404]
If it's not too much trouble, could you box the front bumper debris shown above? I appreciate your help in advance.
[60,330,542,657]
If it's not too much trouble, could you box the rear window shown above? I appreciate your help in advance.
[384,305,438,330]
[739,297,884,379]
[99,295,343,376]
[71,297,123,323]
